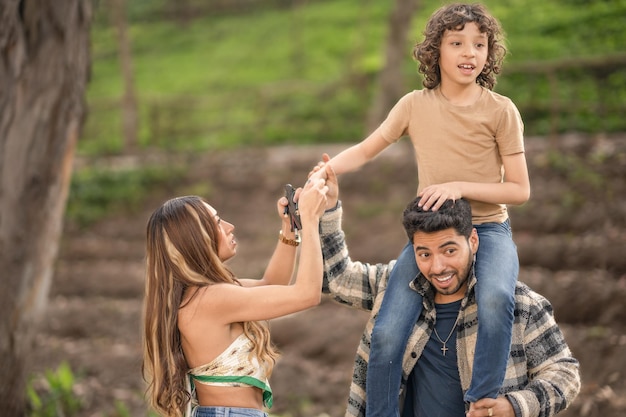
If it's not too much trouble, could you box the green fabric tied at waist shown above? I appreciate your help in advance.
[190,374,273,409]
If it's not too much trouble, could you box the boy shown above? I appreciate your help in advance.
[309,3,530,415]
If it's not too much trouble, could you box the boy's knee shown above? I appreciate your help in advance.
[374,324,396,342]
[479,286,514,310]
[372,326,405,356]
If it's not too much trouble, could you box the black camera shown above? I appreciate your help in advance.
[284,184,302,232]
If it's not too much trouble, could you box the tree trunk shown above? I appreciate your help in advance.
[0,0,92,414]
[110,0,138,151]
[366,0,421,133]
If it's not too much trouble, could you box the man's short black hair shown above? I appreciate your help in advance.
[402,198,473,242]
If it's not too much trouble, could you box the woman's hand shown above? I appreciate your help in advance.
[297,177,328,224]
[277,194,292,228]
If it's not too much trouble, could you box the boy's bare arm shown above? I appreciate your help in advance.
[325,129,391,176]
[419,152,531,211]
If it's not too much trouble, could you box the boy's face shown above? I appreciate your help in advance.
[439,22,488,89]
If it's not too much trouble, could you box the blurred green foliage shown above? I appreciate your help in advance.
[84,0,626,155]
[73,0,625,226]
[27,362,82,417]
[26,363,160,417]
[65,164,184,228]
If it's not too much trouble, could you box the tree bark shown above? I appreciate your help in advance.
[110,0,138,151]
[366,0,421,133]
[0,0,92,414]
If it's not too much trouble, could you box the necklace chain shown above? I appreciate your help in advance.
[432,315,460,356]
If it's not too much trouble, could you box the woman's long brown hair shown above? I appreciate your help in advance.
[142,196,279,417]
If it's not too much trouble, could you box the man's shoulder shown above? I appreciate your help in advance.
[513,281,554,311]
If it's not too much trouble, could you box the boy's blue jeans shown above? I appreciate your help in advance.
[366,220,518,416]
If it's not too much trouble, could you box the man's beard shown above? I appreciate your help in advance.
[433,250,474,296]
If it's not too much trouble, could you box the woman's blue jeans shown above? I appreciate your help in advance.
[366,220,518,416]
[192,406,268,417]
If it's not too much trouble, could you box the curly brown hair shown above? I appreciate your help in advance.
[412,3,507,90]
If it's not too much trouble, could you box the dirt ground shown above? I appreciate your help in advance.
[30,133,626,417]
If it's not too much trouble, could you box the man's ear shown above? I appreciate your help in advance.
[469,228,479,255]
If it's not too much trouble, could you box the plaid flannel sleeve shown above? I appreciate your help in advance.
[319,203,391,312]
[505,287,581,417]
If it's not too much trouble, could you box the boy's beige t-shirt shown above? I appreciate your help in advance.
[379,87,525,224]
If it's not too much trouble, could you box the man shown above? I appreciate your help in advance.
[315,161,580,417]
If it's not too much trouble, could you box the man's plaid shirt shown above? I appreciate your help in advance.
[320,204,580,417]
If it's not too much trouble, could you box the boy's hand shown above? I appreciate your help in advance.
[418,182,462,211]
[308,153,331,181]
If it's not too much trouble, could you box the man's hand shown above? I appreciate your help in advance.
[466,398,514,417]
[308,154,338,210]
[323,155,338,210]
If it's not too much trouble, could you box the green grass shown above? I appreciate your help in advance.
[86,0,391,153]
[74,0,626,222]
[65,164,185,228]
[84,0,626,155]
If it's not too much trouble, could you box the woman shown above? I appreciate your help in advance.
[142,176,330,417]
